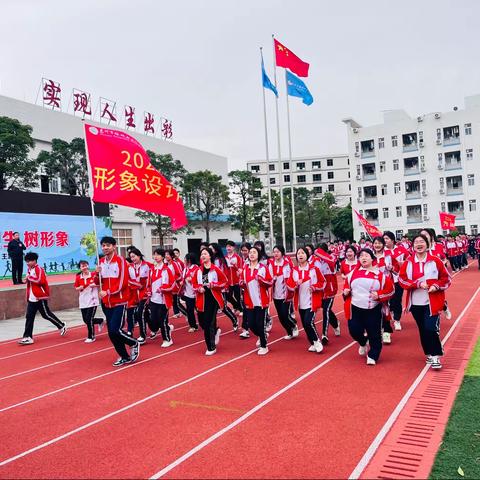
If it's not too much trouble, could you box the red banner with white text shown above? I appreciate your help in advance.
[354,209,383,238]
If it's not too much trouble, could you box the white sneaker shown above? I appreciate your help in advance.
[426,355,434,364]
[205,348,217,356]
[187,327,198,333]
[313,340,324,353]
[292,326,299,338]
[239,330,250,339]
[60,324,67,336]
[257,347,269,355]
[265,320,273,332]
[97,321,104,333]
[358,342,369,356]
[18,337,34,345]
[308,345,316,352]
[430,356,442,370]
[137,336,145,344]
[215,328,222,346]
[366,356,376,365]
[84,338,95,343]
[334,326,341,336]
[444,307,452,320]
[169,324,175,331]
[172,313,181,318]
[161,340,173,348]
[382,332,392,344]
[394,321,402,331]
[283,334,293,340]
[256,333,269,347]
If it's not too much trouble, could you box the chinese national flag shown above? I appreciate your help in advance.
[354,209,383,238]
[439,212,456,231]
[274,38,310,77]
[84,124,187,229]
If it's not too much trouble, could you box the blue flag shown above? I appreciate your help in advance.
[262,57,278,97]
[286,70,313,105]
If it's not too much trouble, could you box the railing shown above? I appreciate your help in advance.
[404,167,420,176]
[403,144,418,152]
[407,216,422,224]
[406,191,421,199]
[446,187,463,196]
[449,210,465,220]
[361,150,375,159]
[443,136,460,146]
[363,196,378,204]
[445,161,462,171]
[362,173,377,181]
[365,218,379,225]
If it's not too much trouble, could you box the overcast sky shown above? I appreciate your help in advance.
[1,0,480,171]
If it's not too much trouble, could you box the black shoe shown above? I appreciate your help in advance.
[321,335,329,345]
[113,358,131,367]
[130,343,140,363]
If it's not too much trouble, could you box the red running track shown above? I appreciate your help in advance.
[0,266,478,479]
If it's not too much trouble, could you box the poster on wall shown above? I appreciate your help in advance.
[0,213,112,279]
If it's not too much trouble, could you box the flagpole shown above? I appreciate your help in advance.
[284,69,297,251]
[272,34,286,248]
[260,48,275,246]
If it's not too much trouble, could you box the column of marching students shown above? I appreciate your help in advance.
[17,231,480,369]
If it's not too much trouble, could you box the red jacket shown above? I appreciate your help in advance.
[98,254,129,308]
[240,263,273,309]
[127,260,151,307]
[149,263,175,308]
[167,261,182,294]
[286,264,325,311]
[312,248,338,298]
[192,263,228,312]
[399,253,451,316]
[26,265,50,300]
[225,252,243,286]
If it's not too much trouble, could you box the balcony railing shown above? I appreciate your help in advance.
[404,167,420,176]
[364,196,378,204]
[443,137,460,146]
[446,187,463,195]
[361,150,375,159]
[403,144,418,152]
[445,161,462,171]
[362,173,376,181]
[365,217,379,225]
[449,210,465,220]
[406,191,421,199]
[407,215,422,224]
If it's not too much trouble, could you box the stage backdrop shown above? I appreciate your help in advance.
[1,213,112,279]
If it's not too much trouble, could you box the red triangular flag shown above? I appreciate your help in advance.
[354,209,383,238]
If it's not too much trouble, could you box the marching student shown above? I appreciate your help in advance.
[287,247,325,353]
[209,243,239,330]
[383,231,409,331]
[165,249,183,319]
[340,245,359,279]
[74,260,104,343]
[149,248,176,347]
[193,248,228,355]
[253,240,274,332]
[240,246,273,355]
[96,237,140,367]
[18,252,67,345]
[476,233,480,269]
[173,248,185,271]
[344,248,395,366]
[238,242,252,338]
[445,234,460,272]
[127,248,150,343]
[270,245,298,340]
[225,241,243,315]
[177,253,200,332]
[240,242,252,263]
[399,234,451,370]
[312,244,339,345]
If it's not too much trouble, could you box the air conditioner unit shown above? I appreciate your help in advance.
[357,197,363,203]
[420,155,425,160]
[439,188,445,194]
[435,113,441,119]
[417,116,424,122]
[436,139,442,145]
[422,191,427,196]
[356,174,361,180]
[354,152,360,157]
[423,215,430,221]
[438,164,444,170]
[353,128,359,134]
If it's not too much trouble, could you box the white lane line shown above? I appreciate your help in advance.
[0,311,345,466]
[149,340,356,479]
[348,284,480,480]
[0,324,85,346]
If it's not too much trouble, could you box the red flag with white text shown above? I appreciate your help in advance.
[354,209,383,238]
[84,124,187,229]
[439,212,456,231]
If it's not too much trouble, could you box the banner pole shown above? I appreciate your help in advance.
[260,47,275,247]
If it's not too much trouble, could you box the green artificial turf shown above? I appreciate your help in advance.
[429,337,480,479]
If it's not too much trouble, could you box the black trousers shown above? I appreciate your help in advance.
[410,305,443,357]
[348,304,383,361]
[134,299,148,338]
[23,300,64,338]
[104,304,137,360]
[221,292,238,327]
[149,302,171,341]
[299,308,320,345]
[178,295,198,329]
[389,283,403,321]
[227,285,242,311]
[172,294,180,315]
[80,306,103,339]
[245,306,267,348]
[322,297,338,337]
[273,299,296,336]
[198,298,219,351]
[126,307,136,333]
[11,256,23,284]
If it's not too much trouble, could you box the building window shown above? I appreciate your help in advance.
[313,186,322,195]
[283,162,290,170]
[381,184,387,195]
[441,202,446,212]
[423,204,428,216]
[471,224,478,235]
[383,207,389,219]
[327,158,334,167]
[421,179,427,191]
[253,190,261,199]
[396,206,402,217]
[313,173,322,182]
[393,159,399,171]
[469,200,476,212]
[327,171,334,179]
[328,184,335,192]
[355,142,360,153]
[357,187,362,198]
[391,135,398,147]
[356,165,361,177]
[380,161,386,172]
[437,128,442,141]
[465,123,472,135]
[296,162,306,170]
[394,182,401,194]
[284,174,290,182]
[269,164,275,171]
[348,171,350,178]
[270,178,276,185]
[112,228,133,258]
[378,137,385,149]
[250,165,260,173]
[312,160,321,169]
[468,174,475,186]
[151,230,173,251]
[297,175,306,183]
[466,149,473,160]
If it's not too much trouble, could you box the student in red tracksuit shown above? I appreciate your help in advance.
[240,246,273,355]
[445,234,460,272]
[344,248,395,366]
[340,245,359,279]
[225,240,243,314]
[399,234,451,370]
[165,249,183,319]
[149,248,176,347]
[127,248,150,344]
[18,252,67,345]
[177,253,200,332]
[475,234,480,269]
[312,244,339,345]
[286,247,325,353]
[97,236,139,367]
[193,248,229,355]
[74,260,104,343]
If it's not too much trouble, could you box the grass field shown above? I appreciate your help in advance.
[430,338,480,479]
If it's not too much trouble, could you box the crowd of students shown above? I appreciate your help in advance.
[17,230,480,370]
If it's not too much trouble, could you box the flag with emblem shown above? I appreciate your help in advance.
[286,70,313,105]
[274,38,310,77]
